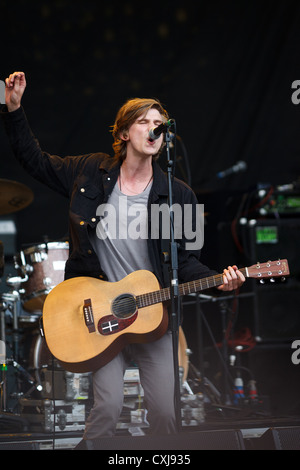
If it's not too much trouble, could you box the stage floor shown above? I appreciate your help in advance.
[0,414,299,450]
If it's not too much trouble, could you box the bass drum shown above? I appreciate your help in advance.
[32,329,190,376]
[31,328,190,383]
[28,333,57,393]
[30,334,91,401]
[31,333,55,371]
[18,241,69,312]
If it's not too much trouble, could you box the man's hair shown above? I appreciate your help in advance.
[111,98,169,162]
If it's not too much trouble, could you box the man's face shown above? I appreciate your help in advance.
[124,108,164,159]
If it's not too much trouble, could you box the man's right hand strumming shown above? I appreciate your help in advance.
[5,71,26,112]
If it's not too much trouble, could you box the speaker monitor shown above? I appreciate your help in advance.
[76,429,245,450]
[250,426,300,450]
[0,441,40,450]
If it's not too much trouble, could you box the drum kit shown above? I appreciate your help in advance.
[0,179,69,414]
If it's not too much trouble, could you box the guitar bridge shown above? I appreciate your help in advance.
[83,298,95,333]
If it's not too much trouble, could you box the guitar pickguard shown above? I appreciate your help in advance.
[98,312,138,336]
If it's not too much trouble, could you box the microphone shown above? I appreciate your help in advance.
[149,119,174,141]
[217,160,247,179]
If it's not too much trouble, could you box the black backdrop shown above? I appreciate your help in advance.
[1,0,300,248]
[1,0,300,415]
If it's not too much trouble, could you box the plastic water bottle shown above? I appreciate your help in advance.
[233,377,244,405]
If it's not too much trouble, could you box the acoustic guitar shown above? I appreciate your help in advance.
[42,259,289,373]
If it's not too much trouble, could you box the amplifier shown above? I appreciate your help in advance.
[245,218,300,341]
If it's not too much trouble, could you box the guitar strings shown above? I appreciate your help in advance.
[92,273,227,318]
[75,264,286,321]
[83,271,243,319]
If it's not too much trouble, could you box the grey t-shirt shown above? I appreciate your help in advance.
[89,182,153,282]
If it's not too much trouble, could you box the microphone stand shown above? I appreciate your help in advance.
[164,126,182,433]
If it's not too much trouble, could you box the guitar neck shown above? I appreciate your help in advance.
[137,268,247,308]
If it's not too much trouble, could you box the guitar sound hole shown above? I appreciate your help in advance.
[112,294,137,319]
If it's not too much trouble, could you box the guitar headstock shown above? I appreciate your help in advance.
[246,259,290,282]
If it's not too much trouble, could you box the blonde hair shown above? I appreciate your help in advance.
[111,98,169,162]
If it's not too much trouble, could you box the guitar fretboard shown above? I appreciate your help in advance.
[136,268,247,308]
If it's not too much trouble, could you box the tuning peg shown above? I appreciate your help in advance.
[259,279,265,284]
[270,278,275,283]
[281,277,286,282]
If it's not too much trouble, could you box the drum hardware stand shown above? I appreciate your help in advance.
[182,360,223,404]
[13,250,33,279]
[0,296,29,431]
[0,280,44,414]
[219,300,234,405]
[199,293,238,406]
[0,297,8,411]
[192,291,258,412]
[4,276,28,363]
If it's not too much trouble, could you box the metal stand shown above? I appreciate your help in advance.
[0,293,31,433]
[191,291,257,409]
[0,280,43,413]
[0,298,7,411]
[163,125,183,432]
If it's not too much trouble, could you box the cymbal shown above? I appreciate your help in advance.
[0,179,34,215]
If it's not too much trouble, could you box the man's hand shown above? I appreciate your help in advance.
[217,265,245,292]
[5,71,26,112]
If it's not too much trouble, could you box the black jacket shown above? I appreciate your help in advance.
[1,106,215,287]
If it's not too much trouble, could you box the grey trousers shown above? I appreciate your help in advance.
[83,330,176,439]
